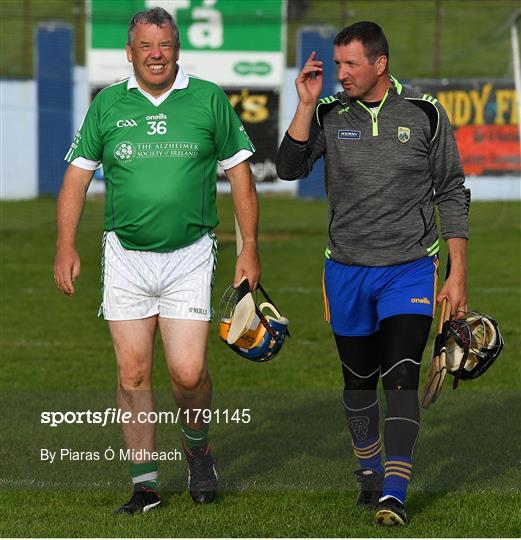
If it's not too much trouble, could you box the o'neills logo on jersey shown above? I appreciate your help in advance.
[145,113,168,121]
[411,297,431,304]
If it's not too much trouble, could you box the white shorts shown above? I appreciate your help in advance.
[99,231,217,321]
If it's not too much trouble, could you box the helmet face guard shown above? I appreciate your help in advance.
[445,311,504,382]
[219,281,289,363]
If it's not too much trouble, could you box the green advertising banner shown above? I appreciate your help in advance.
[88,0,285,87]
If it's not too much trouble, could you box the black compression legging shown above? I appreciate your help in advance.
[335,314,432,458]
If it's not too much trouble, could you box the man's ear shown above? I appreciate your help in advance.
[126,42,133,63]
[376,55,387,76]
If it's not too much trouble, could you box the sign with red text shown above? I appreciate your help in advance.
[410,79,519,176]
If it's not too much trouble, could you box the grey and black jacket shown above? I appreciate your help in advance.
[276,76,469,267]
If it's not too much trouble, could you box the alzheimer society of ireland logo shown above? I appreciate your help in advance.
[114,141,135,162]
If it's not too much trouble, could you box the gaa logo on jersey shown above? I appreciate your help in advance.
[116,119,137,128]
[398,126,411,143]
[114,141,135,162]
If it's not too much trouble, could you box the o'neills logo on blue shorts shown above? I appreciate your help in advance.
[338,129,361,140]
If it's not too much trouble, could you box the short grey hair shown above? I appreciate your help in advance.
[127,7,180,45]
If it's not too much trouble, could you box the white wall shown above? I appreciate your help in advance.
[73,66,89,136]
[466,176,521,200]
[0,67,92,200]
[71,66,106,196]
[0,80,38,199]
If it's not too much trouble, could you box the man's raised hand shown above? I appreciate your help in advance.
[295,51,323,105]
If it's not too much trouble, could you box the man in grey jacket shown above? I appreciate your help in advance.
[276,21,469,526]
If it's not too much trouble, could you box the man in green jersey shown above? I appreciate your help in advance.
[54,7,260,514]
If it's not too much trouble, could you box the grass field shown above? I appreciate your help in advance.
[1,0,519,79]
[287,0,520,78]
[0,196,519,537]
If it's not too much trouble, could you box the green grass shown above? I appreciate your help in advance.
[0,197,520,537]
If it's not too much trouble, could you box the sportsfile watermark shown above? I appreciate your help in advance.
[40,407,252,428]
[3,389,518,493]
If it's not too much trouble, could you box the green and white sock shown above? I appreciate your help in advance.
[130,460,158,493]
[181,423,209,449]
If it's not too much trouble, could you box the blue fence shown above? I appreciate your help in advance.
[36,23,73,196]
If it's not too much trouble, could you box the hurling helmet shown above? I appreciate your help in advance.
[219,280,289,362]
[444,311,504,384]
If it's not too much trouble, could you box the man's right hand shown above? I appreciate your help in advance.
[54,247,81,296]
[295,51,324,105]
[54,164,94,297]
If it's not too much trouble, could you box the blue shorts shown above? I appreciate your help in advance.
[323,256,438,336]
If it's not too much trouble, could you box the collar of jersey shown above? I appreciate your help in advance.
[127,64,189,106]
[389,75,403,94]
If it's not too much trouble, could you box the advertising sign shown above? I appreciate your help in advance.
[219,88,279,183]
[411,79,520,176]
[88,0,285,88]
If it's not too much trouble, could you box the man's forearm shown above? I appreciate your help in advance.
[439,237,468,316]
[287,102,316,142]
[228,165,258,249]
[226,161,261,289]
[56,166,92,250]
[446,238,468,279]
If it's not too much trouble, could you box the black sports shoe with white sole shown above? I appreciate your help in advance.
[354,468,384,507]
[114,487,162,515]
[375,497,408,526]
[182,440,218,504]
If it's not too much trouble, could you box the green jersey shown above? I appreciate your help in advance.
[65,66,255,252]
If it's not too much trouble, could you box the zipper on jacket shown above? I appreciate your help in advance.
[357,88,390,137]
[370,114,378,136]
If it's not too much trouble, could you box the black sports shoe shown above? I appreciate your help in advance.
[114,487,162,515]
[182,440,218,504]
[375,496,408,526]
[354,468,384,507]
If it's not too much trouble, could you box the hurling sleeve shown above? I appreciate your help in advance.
[64,96,103,170]
[212,87,255,170]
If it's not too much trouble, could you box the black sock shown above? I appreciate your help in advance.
[378,314,432,502]
[335,332,383,473]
